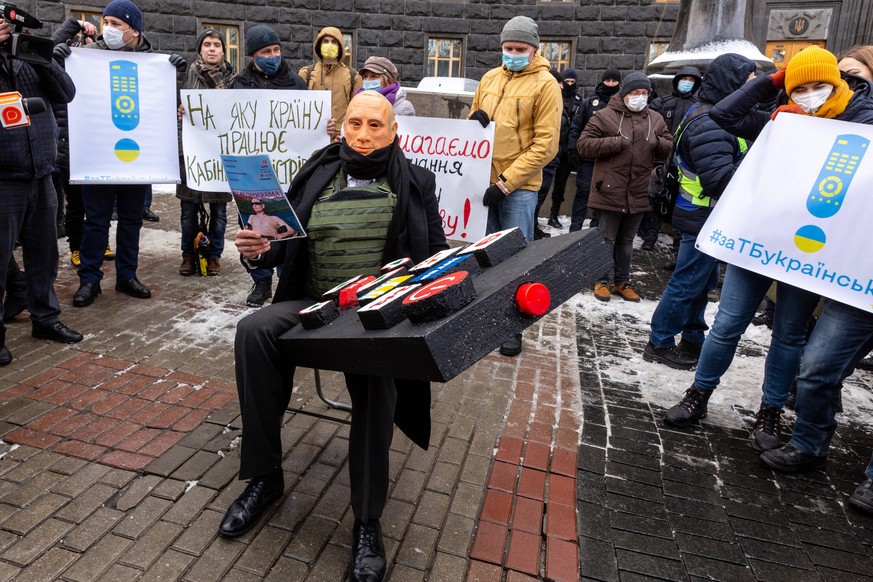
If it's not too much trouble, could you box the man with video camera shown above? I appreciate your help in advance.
[0,10,83,366]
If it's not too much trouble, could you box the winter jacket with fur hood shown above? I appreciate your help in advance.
[577,93,672,214]
[470,53,562,192]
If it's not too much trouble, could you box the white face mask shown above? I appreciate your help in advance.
[625,94,648,112]
[103,25,127,50]
[791,86,833,114]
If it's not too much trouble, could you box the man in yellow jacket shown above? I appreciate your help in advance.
[469,15,561,356]
[299,27,362,140]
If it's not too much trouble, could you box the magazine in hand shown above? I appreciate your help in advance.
[222,154,306,242]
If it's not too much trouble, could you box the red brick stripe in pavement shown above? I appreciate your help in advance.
[468,324,581,582]
[1,352,234,472]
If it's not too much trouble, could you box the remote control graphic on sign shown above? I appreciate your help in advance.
[807,134,868,219]
[110,60,140,131]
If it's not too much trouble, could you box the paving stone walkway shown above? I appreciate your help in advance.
[1,191,873,580]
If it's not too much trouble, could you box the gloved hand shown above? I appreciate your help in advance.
[482,184,505,207]
[53,43,71,61]
[169,54,188,73]
[469,109,490,128]
[770,103,805,120]
[769,67,786,90]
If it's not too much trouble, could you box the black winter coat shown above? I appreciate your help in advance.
[254,143,448,450]
[670,54,757,237]
[649,65,701,135]
[228,60,307,91]
[568,82,620,164]
[0,58,75,179]
[50,17,85,169]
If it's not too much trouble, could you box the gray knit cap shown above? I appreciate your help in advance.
[619,71,652,97]
[500,16,539,48]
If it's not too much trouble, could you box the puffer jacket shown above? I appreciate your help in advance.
[298,27,362,134]
[577,93,672,214]
[470,54,562,192]
[0,58,75,179]
[649,65,702,135]
[670,54,757,236]
[393,86,416,116]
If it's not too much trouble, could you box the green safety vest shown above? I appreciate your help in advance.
[305,172,397,297]
[676,112,749,208]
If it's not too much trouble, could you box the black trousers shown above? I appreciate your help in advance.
[0,177,62,330]
[235,300,397,521]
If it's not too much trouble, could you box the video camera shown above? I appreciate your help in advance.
[0,3,55,66]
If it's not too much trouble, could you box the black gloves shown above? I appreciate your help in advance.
[482,184,505,207]
[53,43,72,62]
[169,54,188,73]
[469,109,490,128]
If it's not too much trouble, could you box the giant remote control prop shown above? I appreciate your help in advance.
[279,227,611,382]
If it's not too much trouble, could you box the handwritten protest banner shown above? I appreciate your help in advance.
[698,114,873,313]
[181,89,330,192]
[396,117,494,241]
[67,48,179,184]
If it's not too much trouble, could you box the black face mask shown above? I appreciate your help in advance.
[562,82,576,97]
[340,139,395,180]
[601,82,620,97]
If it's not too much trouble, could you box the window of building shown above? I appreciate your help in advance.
[67,8,102,42]
[342,32,354,68]
[646,39,671,65]
[201,22,241,73]
[427,37,464,77]
[539,39,573,72]
[654,0,680,3]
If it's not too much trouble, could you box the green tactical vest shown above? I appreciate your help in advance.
[306,172,397,297]
[676,114,748,208]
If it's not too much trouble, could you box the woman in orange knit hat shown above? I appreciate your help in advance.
[660,46,873,456]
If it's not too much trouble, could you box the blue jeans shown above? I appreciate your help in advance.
[789,301,873,470]
[649,233,719,347]
[694,265,819,407]
[180,201,227,258]
[487,188,536,242]
[80,184,148,284]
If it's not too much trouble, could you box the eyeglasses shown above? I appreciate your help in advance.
[251,201,264,206]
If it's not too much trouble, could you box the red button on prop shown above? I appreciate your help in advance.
[516,282,550,316]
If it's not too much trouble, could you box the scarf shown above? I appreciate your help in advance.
[789,79,854,120]
[190,56,234,89]
[287,138,411,261]
[355,81,400,105]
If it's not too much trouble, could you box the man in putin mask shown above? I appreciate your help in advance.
[0,16,83,366]
[220,91,447,582]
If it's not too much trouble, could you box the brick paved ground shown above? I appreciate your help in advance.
[1,191,873,580]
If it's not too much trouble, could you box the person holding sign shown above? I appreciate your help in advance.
[219,92,446,582]
[228,24,308,307]
[299,27,363,141]
[468,15,561,357]
[176,28,235,277]
[64,0,188,307]
[664,46,873,455]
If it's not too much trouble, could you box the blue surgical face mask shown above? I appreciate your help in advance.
[502,51,530,72]
[254,55,282,75]
[677,79,695,94]
[362,79,382,91]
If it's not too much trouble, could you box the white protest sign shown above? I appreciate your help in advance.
[181,89,330,192]
[395,117,494,242]
[67,48,180,184]
[697,114,873,313]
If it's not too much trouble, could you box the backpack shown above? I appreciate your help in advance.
[647,103,710,224]
[300,64,358,105]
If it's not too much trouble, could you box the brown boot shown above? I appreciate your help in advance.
[613,283,641,302]
[206,257,221,276]
[179,255,196,276]
[593,282,611,302]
